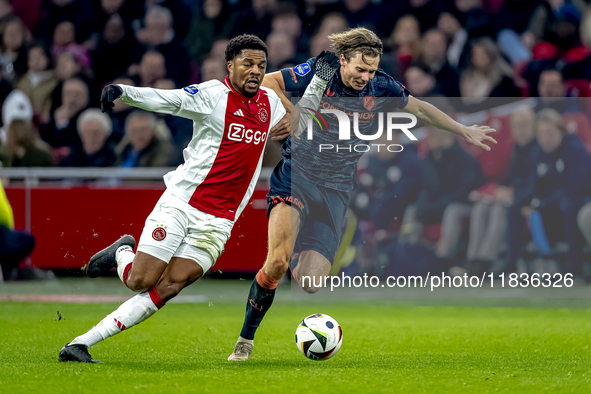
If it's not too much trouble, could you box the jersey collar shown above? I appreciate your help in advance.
[223,76,263,103]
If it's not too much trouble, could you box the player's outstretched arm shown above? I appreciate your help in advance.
[100,84,209,120]
[291,51,340,138]
[404,95,497,151]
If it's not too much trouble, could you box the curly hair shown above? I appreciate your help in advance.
[329,27,383,65]
[225,34,268,62]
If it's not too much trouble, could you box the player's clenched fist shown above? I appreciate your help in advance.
[100,84,123,113]
[314,50,340,82]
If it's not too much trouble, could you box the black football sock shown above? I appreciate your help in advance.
[239,269,277,341]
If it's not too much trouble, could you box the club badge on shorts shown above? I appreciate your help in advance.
[152,226,167,241]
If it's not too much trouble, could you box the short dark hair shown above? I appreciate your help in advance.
[225,34,268,62]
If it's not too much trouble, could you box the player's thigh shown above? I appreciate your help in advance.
[132,191,189,287]
[126,251,168,290]
[265,203,301,273]
[155,256,204,302]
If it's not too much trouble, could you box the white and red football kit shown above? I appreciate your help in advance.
[117,77,286,271]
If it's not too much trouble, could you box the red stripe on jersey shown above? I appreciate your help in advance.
[189,81,271,220]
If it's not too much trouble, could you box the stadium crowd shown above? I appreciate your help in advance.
[2,0,591,278]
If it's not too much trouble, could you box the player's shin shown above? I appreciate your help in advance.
[239,268,278,341]
[69,288,165,347]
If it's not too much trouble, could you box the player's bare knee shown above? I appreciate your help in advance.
[300,282,321,294]
[266,256,288,279]
[264,248,289,277]
[126,275,154,292]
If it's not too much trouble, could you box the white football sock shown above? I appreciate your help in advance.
[116,245,134,284]
[70,292,159,347]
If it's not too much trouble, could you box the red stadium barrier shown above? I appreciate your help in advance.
[4,185,269,273]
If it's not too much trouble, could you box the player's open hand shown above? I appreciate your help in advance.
[100,84,123,113]
[270,111,291,140]
[463,124,497,151]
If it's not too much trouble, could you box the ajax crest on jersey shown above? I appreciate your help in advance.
[295,313,342,360]
[258,108,268,123]
[294,63,311,76]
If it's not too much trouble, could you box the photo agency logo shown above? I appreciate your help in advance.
[303,108,418,152]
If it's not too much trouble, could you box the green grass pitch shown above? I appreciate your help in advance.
[1,300,591,393]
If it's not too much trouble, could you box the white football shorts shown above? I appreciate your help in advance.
[137,189,234,273]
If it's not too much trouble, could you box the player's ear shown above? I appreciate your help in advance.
[227,60,233,77]
[340,54,346,66]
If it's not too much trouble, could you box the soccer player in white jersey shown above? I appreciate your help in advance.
[59,35,288,363]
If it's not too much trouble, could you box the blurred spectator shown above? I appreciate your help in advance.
[114,110,173,167]
[266,32,296,71]
[384,15,422,81]
[2,119,53,167]
[0,0,11,26]
[404,63,438,97]
[108,77,135,143]
[41,76,90,149]
[535,68,582,113]
[437,12,468,68]
[48,51,86,115]
[95,0,143,34]
[61,108,115,167]
[418,29,461,97]
[201,56,227,83]
[538,68,565,97]
[315,12,349,38]
[496,0,543,40]
[496,0,542,65]
[146,0,193,41]
[36,0,94,46]
[152,78,192,165]
[0,17,31,81]
[184,0,236,61]
[459,37,520,110]
[236,0,277,40]
[1,88,33,133]
[505,108,591,274]
[209,39,230,61]
[341,0,387,37]
[92,13,142,86]
[354,132,422,232]
[525,0,584,52]
[133,50,166,88]
[16,43,57,123]
[0,180,35,282]
[308,13,343,57]
[400,126,484,266]
[271,7,302,42]
[405,0,446,33]
[55,51,81,81]
[452,0,495,39]
[134,5,190,87]
[466,107,539,273]
[51,21,90,71]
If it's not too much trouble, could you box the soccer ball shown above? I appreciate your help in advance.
[295,313,343,360]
